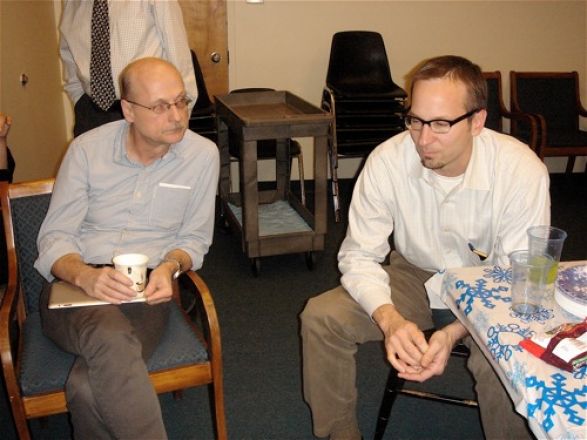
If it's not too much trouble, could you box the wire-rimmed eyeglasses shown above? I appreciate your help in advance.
[124,96,192,115]
[405,108,481,134]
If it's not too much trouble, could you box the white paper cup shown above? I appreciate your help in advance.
[112,253,149,295]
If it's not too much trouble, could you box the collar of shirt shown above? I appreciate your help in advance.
[113,123,180,168]
[409,133,492,192]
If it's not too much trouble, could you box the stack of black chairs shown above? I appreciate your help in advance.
[188,50,217,143]
[321,31,407,221]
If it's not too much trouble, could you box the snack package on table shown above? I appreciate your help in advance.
[520,320,587,372]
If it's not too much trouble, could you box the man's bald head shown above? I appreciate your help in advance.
[119,57,183,101]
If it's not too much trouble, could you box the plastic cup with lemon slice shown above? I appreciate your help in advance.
[527,226,567,298]
[509,250,553,315]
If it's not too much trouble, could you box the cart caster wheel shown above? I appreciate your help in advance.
[305,252,316,271]
[251,258,261,277]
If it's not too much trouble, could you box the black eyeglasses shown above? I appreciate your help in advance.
[124,96,192,115]
[405,109,481,134]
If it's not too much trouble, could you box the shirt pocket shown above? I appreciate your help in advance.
[149,183,192,229]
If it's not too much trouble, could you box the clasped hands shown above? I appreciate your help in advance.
[373,304,457,382]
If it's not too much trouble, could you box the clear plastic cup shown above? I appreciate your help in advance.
[509,250,553,315]
[527,226,567,297]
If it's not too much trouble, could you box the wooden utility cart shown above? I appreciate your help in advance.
[215,91,332,275]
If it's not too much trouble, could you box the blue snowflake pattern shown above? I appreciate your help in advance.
[574,366,587,381]
[510,306,554,324]
[507,360,528,391]
[526,373,587,433]
[455,278,510,316]
[487,323,534,362]
[483,265,512,284]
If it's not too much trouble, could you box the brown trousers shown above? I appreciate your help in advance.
[40,282,169,439]
[300,252,534,439]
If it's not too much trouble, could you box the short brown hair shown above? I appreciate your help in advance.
[407,55,487,111]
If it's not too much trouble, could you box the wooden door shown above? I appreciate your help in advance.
[179,0,228,100]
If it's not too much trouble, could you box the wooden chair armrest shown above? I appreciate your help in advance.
[0,274,22,407]
[181,271,223,364]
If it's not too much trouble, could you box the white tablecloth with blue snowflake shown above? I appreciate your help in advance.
[441,261,587,440]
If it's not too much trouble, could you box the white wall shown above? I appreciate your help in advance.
[227,0,587,178]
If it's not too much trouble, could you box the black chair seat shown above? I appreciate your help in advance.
[188,50,217,141]
[328,84,407,100]
[336,113,404,125]
[335,100,405,113]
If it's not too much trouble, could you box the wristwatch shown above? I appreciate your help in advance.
[162,258,182,280]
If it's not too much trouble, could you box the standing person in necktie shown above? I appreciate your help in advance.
[59,0,198,137]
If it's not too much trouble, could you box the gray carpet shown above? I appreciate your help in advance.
[1,174,585,439]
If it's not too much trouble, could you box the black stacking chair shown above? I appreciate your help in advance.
[374,329,478,440]
[322,31,407,222]
[510,71,587,173]
[227,88,306,206]
[483,71,540,152]
[0,179,227,440]
[189,50,217,142]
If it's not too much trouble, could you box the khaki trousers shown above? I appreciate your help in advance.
[300,252,533,439]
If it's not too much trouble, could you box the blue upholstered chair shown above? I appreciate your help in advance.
[0,179,227,439]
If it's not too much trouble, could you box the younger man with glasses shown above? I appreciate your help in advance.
[301,55,549,440]
[35,57,218,439]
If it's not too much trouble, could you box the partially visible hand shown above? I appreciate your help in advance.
[0,112,12,140]
[373,304,430,376]
[77,266,137,304]
[397,328,453,382]
[142,265,174,305]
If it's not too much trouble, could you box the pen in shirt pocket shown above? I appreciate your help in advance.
[468,242,488,261]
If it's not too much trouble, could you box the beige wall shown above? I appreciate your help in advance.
[0,1,586,181]
[0,1,67,182]
[227,0,587,178]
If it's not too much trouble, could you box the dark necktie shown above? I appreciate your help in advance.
[90,0,116,111]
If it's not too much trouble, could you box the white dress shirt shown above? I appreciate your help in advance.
[59,0,197,109]
[339,128,551,317]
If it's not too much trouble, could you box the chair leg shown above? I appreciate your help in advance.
[297,152,306,206]
[565,156,576,174]
[374,368,405,440]
[329,149,341,222]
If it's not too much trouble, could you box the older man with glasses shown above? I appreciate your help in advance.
[301,55,549,440]
[35,57,218,439]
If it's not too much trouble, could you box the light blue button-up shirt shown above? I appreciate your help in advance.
[35,120,219,281]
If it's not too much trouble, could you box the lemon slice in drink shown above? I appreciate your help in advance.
[528,255,555,284]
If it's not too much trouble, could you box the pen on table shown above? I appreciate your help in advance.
[468,243,488,261]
